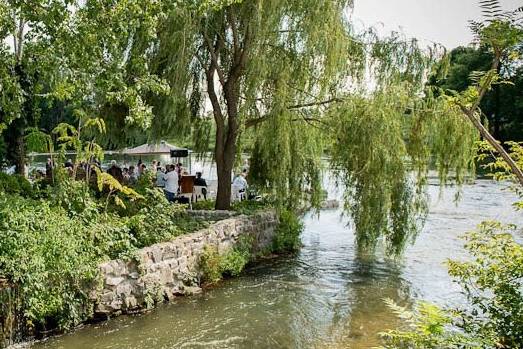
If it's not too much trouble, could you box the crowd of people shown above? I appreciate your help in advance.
[43,157,252,203]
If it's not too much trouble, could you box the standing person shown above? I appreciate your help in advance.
[107,160,124,183]
[122,168,130,184]
[163,164,179,202]
[151,160,158,172]
[45,158,54,181]
[156,166,165,188]
[128,166,138,183]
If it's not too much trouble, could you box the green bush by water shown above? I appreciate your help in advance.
[272,210,303,253]
[200,235,253,284]
[0,173,33,197]
[0,175,208,333]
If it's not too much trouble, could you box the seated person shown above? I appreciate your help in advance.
[232,169,248,201]
[194,172,207,200]
[195,172,207,186]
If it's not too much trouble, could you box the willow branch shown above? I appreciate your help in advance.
[287,97,344,110]
[245,97,344,128]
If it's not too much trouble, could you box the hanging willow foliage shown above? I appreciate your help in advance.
[59,0,480,254]
[327,84,478,255]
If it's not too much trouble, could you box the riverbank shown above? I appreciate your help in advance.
[1,209,281,348]
[28,179,523,349]
[92,211,278,317]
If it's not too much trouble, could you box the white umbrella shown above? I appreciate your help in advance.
[121,141,188,156]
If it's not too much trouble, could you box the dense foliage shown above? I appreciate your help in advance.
[0,177,206,332]
[380,222,523,349]
[200,235,253,284]
[429,46,523,143]
[272,209,304,253]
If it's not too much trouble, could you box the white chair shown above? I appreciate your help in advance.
[194,185,207,201]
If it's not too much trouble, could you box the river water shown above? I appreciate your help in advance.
[31,179,523,349]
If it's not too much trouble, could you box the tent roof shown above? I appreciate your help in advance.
[121,141,189,156]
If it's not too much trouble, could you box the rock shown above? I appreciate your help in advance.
[182,286,202,296]
[321,199,340,209]
[123,295,138,309]
[106,276,124,286]
[94,210,278,316]
[116,283,133,297]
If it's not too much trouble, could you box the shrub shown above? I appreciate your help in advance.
[272,209,303,253]
[192,199,216,211]
[200,236,254,283]
[232,199,272,215]
[0,195,100,330]
[200,246,223,284]
[127,189,208,248]
[45,178,99,218]
[380,222,523,348]
[0,173,33,197]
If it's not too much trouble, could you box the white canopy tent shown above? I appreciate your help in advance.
[121,141,188,156]
[121,141,192,173]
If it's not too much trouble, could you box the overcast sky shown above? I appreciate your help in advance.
[352,0,522,49]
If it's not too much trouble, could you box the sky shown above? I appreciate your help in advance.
[352,0,523,49]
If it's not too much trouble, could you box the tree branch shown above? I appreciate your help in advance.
[459,104,523,187]
[287,97,344,110]
[245,97,344,128]
[202,30,226,87]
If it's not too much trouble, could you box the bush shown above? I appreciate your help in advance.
[126,189,208,248]
[45,178,99,218]
[272,209,303,253]
[380,222,523,348]
[0,195,100,330]
[200,246,223,284]
[200,236,254,283]
[448,221,523,348]
[192,199,216,211]
[0,172,33,197]
[232,199,272,215]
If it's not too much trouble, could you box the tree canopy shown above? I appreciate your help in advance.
[2,0,509,254]
[429,45,523,142]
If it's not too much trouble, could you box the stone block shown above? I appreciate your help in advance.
[116,283,133,297]
[123,295,138,309]
[106,276,124,286]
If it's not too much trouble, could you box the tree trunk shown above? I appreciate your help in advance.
[214,121,238,210]
[215,148,234,210]
[462,106,523,187]
[14,135,25,176]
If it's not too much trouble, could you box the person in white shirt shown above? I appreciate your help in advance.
[232,170,248,201]
[155,167,165,187]
[163,164,179,202]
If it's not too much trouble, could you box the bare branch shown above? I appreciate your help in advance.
[202,30,226,86]
[287,97,344,110]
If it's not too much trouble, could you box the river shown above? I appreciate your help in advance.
[30,178,523,349]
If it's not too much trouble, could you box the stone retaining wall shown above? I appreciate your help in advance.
[92,210,278,317]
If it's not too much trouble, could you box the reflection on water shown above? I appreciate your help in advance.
[31,180,523,349]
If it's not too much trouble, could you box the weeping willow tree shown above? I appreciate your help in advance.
[148,0,364,210]
[132,0,481,254]
[29,0,478,254]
